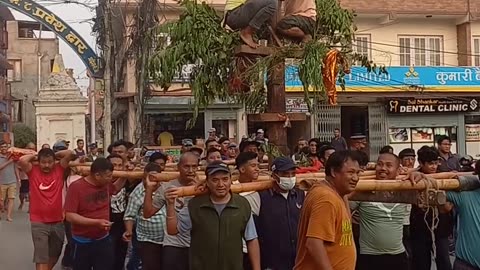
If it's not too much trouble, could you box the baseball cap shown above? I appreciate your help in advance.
[53,140,68,152]
[398,148,416,158]
[350,134,366,140]
[208,128,216,133]
[228,143,237,148]
[205,161,230,176]
[271,156,297,172]
[239,138,260,152]
[182,139,194,147]
[257,129,264,134]
[88,142,98,149]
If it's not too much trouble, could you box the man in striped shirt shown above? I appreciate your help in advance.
[123,162,166,270]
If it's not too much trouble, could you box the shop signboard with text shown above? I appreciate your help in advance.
[285,66,480,92]
[386,98,479,114]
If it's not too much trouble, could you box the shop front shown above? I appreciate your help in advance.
[385,97,480,157]
[144,96,246,145]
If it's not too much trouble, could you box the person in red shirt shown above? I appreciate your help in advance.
[64,157,118,270]
[18,148,76,270]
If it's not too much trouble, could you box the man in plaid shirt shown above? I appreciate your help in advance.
[123,162,166,270]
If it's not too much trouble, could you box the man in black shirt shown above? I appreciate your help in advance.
[410,146,452,270]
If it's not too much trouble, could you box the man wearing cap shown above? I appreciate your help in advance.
[86,143,101,162]
[181,139,194,154]
[239,138,260,153]
[350,134,367,151]
[399,148,416,169]
[226,143,238,160]
[165,161,261,270]
[53,140,69,152]
[251,156,305,270]
[255,129,265,141]
[208,128,219,141]
[398,147,416,268]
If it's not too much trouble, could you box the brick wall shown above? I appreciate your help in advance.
[339,0,469,15]
[471,0,480,18]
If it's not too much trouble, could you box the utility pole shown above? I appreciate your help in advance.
[102,0,112,154]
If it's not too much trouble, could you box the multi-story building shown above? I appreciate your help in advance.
[7,20,59,129]
[0,7,13,142]
[110,0,245,145]
[110,0,480,158]
[286,0,480,159]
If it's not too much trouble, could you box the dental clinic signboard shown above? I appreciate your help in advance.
[386,98,479,114]
[285,66,480,92]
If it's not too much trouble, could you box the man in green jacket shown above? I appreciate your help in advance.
[165,161,261,270]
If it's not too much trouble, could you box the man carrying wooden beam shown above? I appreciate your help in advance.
[165,161,261,270]
[142,152,199,270]
[350,152,411,270]
[294,150,362,270]
[224,0,277,48]
[254,156,305,270]
[276,0,316,42]
[410,146,453,270]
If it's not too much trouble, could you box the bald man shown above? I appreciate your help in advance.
[143,152,199,270]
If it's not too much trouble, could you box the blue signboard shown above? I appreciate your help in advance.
[285,65,480,92]
[1,0,102,77]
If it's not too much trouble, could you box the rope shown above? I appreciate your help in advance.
[421,177,440,261]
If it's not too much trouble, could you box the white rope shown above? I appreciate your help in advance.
[422,177,440,261]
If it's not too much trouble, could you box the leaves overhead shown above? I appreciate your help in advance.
[148,1,240,127]
[147,0,379,128]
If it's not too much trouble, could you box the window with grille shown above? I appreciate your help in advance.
[474,37,480,66]
[353,35,371,65]
[399,36,443,66]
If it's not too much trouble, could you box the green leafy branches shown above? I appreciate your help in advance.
[148,1,240,127]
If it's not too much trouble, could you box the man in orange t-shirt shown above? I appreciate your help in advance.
[294,150,361,270]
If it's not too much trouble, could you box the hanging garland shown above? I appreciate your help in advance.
[147,0,380,127]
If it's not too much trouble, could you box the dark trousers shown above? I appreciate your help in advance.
[454,258,480,270]
[358,252,408,270]
[110,220,128,270]
[243,253,252,270]
[411,236,452,270]
[138,241,163,270]
[403,225,413,270]
[352,223,361,270]
[162,246,189,270]
[62,221,74,267]
[72,236,114,270]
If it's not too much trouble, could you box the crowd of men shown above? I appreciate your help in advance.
[0,128,480,270]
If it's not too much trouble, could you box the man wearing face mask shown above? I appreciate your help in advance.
[252,156,305,270]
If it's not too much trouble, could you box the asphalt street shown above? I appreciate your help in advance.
[0,198,450,270]
[0,199,62,270]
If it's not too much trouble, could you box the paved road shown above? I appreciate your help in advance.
[0,199,63,270]
[0,198,451,270]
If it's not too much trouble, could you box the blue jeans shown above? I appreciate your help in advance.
[126,229,142,270]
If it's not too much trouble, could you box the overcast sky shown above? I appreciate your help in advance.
[9,0,98,91]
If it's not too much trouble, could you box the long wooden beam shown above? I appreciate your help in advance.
[172,178,461,197]
[73,166,385,181]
